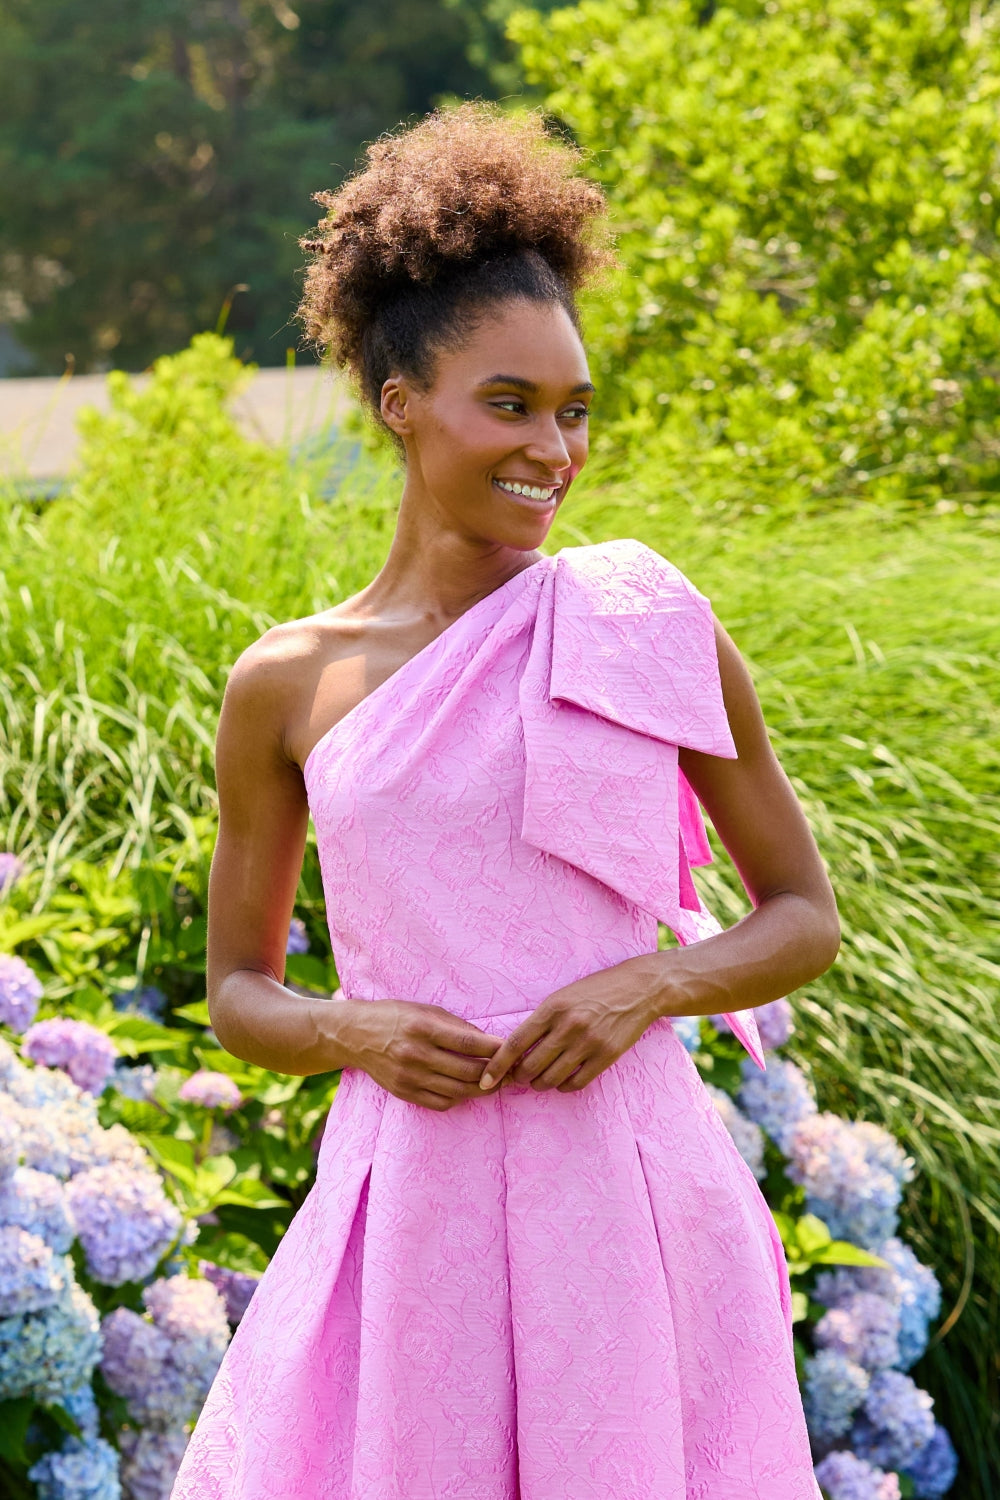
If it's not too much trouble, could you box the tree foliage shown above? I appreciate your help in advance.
[0,0,499,373]
[511,0,1000,513]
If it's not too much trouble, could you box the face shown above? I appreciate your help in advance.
[380,298,593,548]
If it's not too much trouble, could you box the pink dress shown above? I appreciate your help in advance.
[169,538,819,1500]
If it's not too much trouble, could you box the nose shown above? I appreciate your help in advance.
[523,414,574,475]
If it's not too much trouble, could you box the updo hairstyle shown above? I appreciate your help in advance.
[294,102,613,450]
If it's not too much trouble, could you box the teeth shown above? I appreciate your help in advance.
[496,479,557,500]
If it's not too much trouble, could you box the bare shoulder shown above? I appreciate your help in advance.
[221,605,375,772]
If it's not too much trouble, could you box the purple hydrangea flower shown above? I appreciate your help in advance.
[0,1164,76,1254]
[178,1070,242,1111]
[0,954,44,1032]
[786,1113,913,1250]
[705,1084,766,1181]
[711,997,794,1051]
[903,1422,959,1498]
[814,1448,901,1500]
[802,1349,870,1447]
[754,996,795,1050]
[814,1291,901,1372]
[198,1258,261,1326]
[65,1162,184,1286]
[100,1273,230,1425]
[286,916,310,955]
[21,1017,119,1096]
[0,1277,102,1404]
[670,1014,701,1054]
[118,1423,191,1500]
[0,854,25,895]
[27,1431,121,1500]
[737,1054,817,1153]
[851,1369,936,1471]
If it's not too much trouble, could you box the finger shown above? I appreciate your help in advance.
[431,1025,505,1058]
[479,1017,550,1090]
[530,1049,592,1091]
[424,1047,498,1085]
[556,1060,599,1092]
[511,1034,568,1084]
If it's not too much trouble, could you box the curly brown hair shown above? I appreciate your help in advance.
[294,101,613,443]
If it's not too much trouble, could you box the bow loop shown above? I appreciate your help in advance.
[518,538,764,1070]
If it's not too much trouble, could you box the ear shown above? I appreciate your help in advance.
[380,374,414,437]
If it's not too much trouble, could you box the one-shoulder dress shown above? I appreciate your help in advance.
[169,537,820,1500]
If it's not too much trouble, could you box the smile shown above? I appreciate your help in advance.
[494,478,561,502]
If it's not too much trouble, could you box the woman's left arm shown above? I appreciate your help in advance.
[637,614,842,1021]
[480,617,841,1094]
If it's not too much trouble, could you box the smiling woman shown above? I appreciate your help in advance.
[168,102,837,1500]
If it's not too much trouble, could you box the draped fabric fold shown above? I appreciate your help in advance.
[518,538,765,1070]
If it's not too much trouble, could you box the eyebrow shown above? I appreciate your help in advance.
[475,374,596,396]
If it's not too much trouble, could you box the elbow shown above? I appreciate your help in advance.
[812,896,841,976]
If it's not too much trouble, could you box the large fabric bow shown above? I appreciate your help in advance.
[518,538,765,1070]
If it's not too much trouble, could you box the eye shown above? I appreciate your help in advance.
[491,399,526,413]
[564,406,590,420]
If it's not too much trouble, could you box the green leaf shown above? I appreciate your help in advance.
[790,1290,810,1324]
[794,1214,833,1256]
[813,1242,890,1268]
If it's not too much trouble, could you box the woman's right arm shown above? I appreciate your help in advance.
[206,637,362,1077]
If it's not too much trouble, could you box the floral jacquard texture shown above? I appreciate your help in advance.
[169,539,811,1500]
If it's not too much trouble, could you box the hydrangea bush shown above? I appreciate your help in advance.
[683,1002,958,1498]
[0,846,956,1498]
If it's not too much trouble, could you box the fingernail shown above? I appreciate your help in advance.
[480,1074,494,1090]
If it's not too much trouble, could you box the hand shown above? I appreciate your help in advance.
[343,999,506,1111]
[479,961,662,1094]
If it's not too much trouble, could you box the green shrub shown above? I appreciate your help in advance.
[512,0,1000,515]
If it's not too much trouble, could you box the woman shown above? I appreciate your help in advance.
[169,103,839,1499]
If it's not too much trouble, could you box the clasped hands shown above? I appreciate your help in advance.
[347,958,667,1112]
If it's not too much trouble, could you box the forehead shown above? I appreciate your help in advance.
[435,299,591,389]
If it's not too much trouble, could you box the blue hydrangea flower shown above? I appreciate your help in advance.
[0,1105,21,1183]
[111,985,167,1023]
[704,1084,766,1181]
[737,1054,817,1153]
[0,1224,71,1318]
[851,1369,936,1471]
[178,1069,242,1111]
[0,953,44,1032]
[814,1448,901,1500]
[286,917,310,955]
[22,1018,119,1097]
[58,1378,101,1440]
[814,1236,942,1371]
[0,854,25,896]
[814,1291,901,1372]
[670,1014,701,1053]
[0,1277,102,1404]
[903,1422,959,1499]
[65,1162,184,1286]
[786,1113,913,1250]
[27,1431,121,1500]
[802,1349,870,1446]
[0,1164,76,1254]
[111,1060,158,1102]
